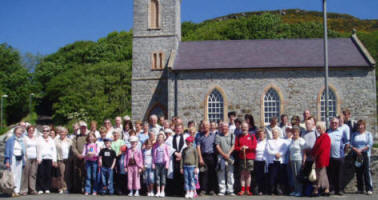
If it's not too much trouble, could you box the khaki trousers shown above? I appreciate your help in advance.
[20,159,38,194]
[58,159,70,191]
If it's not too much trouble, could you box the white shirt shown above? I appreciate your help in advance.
[289,137,306,161]
[37,137,57,162]
[13,139,23,156]
[229,123,236,135]
[150,124,162,137]
[24,136,38,159]
[266,138,289,164]
[61,140,70,160]
[105,127,114,139]
[255,139,267,161]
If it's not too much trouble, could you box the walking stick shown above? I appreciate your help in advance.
[243,147,247,169]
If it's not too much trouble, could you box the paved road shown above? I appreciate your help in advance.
[0,193,376,200]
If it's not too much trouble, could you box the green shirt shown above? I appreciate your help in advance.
[111,139,125,156]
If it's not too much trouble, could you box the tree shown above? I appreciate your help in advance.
[0,43,34,124]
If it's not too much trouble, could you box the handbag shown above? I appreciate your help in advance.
[308,168,317,182]
[0,170,15,195]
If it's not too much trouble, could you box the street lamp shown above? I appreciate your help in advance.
[1,94,8,129]
[29,93,35,114]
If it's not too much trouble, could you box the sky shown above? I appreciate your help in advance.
[0,0,377,55]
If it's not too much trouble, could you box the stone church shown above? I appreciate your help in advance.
[131,0,377,135]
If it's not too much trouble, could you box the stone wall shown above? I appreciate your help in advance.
[171,68,377,137]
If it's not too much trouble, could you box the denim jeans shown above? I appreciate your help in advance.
[85,161,98,193]
[155,163,167,186]
[144,168,154,185]
[101,167,114,194]
[184,165,195,191]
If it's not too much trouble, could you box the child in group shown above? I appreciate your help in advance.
[125,136,143,196]
[152,131,170,197]
[82,133,99,195]
[116,145,128,195]
[98,138,117,195]
[180,136,199,199]
[143,139,154,196]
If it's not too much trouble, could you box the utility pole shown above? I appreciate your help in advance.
[323,0,330,128]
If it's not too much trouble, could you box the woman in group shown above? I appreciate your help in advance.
[20,125,38,195]
[254,129,267,195]
[122,120,134,141]
[311,121,331,196]
[244,114,257,133]
[54,126,72,194]
[37,125,57,194]
[4,126,26,197]
[266,127,289,195]
[288,126,306,197]
[350,120,373,195]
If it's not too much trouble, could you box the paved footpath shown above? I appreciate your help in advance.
[0,193,376,200]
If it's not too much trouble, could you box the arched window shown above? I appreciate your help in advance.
[320,88,337,121]
[149,0,159,29]
[207,89,224,122]
[264,88,280,123]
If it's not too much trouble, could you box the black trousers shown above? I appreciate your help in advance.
[199,153,218,193]
[268,162,288,194]
[37,159,52,191]
[327,157,344,193]
[170,160,184,196]
[355,152,373,192]
[254,160,266,194]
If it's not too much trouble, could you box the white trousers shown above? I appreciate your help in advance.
[217,159,234,194]
[11,156,23,194]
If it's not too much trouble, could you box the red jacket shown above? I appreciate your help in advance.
[234,133,257,160]
[311,133,331,168]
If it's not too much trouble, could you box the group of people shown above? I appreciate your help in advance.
[3,109,374,198]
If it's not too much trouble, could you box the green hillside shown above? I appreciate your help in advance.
[0,10,377,127]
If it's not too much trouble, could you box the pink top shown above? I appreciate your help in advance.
[152,143,170,169]
[124,148,143,169]
[82,143,99,161]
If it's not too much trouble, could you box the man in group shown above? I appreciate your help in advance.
[114,116,123,130]
[215,122,235,196]
[69,121,88,193]
[149,114,162,136]
[343,109,357,135]
[300,110,312,129]
[327,117,349,195]
[170,123,188,196]
[228,112,236,134]
[265,117,282,139]
[104,119,114,139]
[196,121,218,195]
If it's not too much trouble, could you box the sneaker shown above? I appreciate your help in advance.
[128,192,133,197]
[160,191,165,197]
[38,191,43,195]
[218,192,225,196]
[367,191,373,195]
[84,192,89,195]
[155,192,161,197]
[229,192,236,196]
[185,192,190,198]
[295,192,303,197]
[290,192,296,196]
[45,190,50,194]
[189,192,194,199]
[134,190,139,196]
[59,190,64,194]
[93,192,97,196]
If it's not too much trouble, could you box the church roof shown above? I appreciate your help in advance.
[172,37,374,71]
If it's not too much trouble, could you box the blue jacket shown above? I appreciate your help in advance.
[4,135,26,166]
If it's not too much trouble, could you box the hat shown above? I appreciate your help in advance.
[120,145,127,152]
[103,138,112,142]
[123,115,131,121]
[129,136,138,142]
[185,136,194,143]
[79,121,87,127]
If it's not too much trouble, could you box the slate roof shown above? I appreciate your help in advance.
[173,37,373,71]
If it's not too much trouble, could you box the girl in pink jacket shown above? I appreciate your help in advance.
[152,131,170,197]
[124,136,143,196]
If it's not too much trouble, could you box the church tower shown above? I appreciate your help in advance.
[132,0,181,120]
